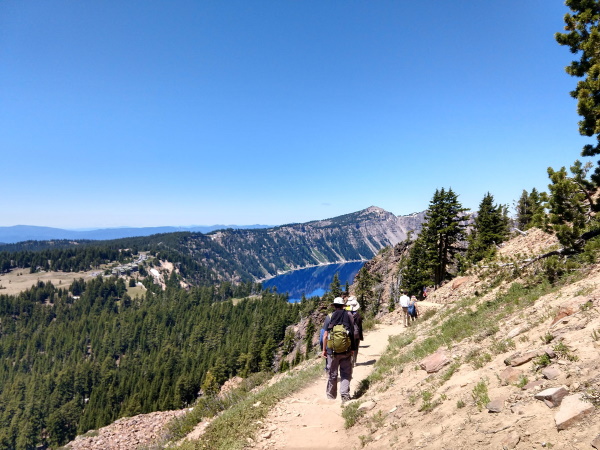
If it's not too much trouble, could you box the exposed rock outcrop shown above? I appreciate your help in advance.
[65,410,188,450]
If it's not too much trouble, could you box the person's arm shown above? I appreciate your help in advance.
[322,331,328,356]
[358,315,364,341]
[347,312,355,352]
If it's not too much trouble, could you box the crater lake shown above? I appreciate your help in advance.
[262,261,365,302]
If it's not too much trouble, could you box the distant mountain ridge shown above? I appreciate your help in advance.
[0,207,427,282]
[191,206,427,280]
[0,224,272,244]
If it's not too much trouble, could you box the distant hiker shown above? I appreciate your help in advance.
[322,296,355,402]
[342,292,349,304]
[345,296,363,367]
[399,291,410,327]
[408,295,419,323]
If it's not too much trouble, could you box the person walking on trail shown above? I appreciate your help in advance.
[322,297,355,402]
[408,295,419,323]
[345,296,363,367]
[399,291,410,327]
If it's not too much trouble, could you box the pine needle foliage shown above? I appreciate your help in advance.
[401,188,467,294]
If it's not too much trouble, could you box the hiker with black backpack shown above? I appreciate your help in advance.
[322,297,355,402]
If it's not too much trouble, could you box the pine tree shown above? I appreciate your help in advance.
[399,236,430,296]
[515,190,533,231]
[201,371,219,396]
[466,193,510,263]
[556,1,600,185]
[354,266,373,312]
[547,161,597,247]
[401,188,467,292]
[528,188,550,229]
[421,188,468,287]
[259,337,277,371]
[329,273,342,298]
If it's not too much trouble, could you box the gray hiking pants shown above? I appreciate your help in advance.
[326,352,353,400]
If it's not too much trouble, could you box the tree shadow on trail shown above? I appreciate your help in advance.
[356,359,375,367]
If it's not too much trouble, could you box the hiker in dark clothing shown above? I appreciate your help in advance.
[409,295,419,323]
[345,296,363,367]
[322,297,355,402]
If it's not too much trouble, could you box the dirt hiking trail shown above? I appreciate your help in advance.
[253,320,406,450]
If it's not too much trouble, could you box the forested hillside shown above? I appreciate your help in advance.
[0,207,426,284]
[0,277,300,448]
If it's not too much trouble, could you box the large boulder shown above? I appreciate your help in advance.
[534,387,569,408]
[505,350,542,367]
[486,397,505,413]
[499,367,522,385]
[420,351,451,373]
[542,365,562,380]
[554,394,594,430]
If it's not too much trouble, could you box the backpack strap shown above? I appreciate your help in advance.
[328,309,348,329]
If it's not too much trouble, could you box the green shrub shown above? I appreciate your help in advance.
[440,361,461,384]
[534,353,551,368]
[419,390,441,413]
[465,350,492,369]
[359,435,374,447]
[516,375,529,389]
[491,338,516,355]
[369,410,387,430]
[553,342,579,362]
[342,401,366,428]
[471,379,490,411]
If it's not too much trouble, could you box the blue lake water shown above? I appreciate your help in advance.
[262,261,365,302]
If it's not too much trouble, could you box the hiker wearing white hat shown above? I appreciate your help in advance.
[345,296,363,367]
[322,297,355,402]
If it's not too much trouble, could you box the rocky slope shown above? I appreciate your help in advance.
[66,228,600,450]
[334,228,599,449]
[64,410,188,450]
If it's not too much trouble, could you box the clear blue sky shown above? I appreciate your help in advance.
[0,1,591,228]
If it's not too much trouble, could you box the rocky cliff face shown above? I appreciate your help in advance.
[183,206,427,281]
